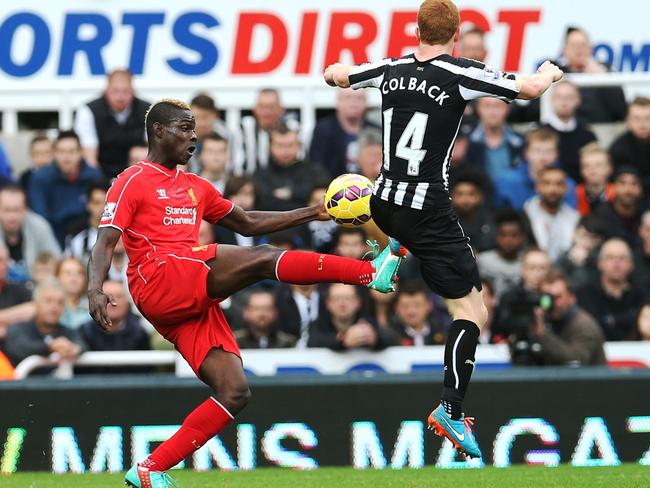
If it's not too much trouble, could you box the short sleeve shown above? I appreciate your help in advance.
[455,59,520,102]
[200,179,235,224]
[98,167,143,232]
[349,58,393,89]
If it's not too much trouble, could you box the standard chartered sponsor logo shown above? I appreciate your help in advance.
[163,206,196,225]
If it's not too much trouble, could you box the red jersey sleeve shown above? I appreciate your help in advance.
[199,178,235,224]
[98,166,144,231]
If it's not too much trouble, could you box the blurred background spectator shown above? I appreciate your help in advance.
[235,290,296,349]
[65,181,110,264]
[575,143,614,216]
[73,69,149,177]
[452,170,496,252]
[19,135,54,197]
[55,257,89,330]
[197,133,229,192]
[391,280,449,346]
[0,242,35,344]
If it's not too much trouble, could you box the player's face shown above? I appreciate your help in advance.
[614,174,642,206]
[537,171,567,207]
[580,153,611,186]
[30,139,54,167]
[160,110,197,165]
[521,251,550,291]
[0,191,27,234]
[551,83,580,119]
[396,293,431,329]
[627,105,650,140]
[452,182,482,214]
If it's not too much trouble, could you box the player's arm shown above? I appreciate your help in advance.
[218,204,329,237]
[325,59,390,90]
[516,60,564,100]
[324,63,353,88]
[87,227,121,330]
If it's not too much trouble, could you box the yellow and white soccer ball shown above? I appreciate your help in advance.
[324,173,373,227]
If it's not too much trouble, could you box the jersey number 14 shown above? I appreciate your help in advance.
[383,108,429,176]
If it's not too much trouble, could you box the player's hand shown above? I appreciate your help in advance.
[309,201,330,221]
[324,63,338,86]
[88,288,117,331]
[537,60,563,82]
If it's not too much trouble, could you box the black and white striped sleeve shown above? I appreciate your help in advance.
[348,58,392,89]
[456,61,520,102]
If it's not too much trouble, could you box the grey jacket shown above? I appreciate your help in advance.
[0,212,61,272]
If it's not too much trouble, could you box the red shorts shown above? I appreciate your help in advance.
[129,244,241,377]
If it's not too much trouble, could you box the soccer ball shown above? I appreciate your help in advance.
[324,174,373,227]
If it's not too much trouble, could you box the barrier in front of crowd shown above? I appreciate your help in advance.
[11,342,650,379]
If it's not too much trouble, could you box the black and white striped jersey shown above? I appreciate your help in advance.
[349,53,520,210]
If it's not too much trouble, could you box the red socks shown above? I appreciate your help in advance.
[275,250,375,286]
[141,397,233,471]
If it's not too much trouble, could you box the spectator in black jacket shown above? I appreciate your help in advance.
[80,280,150,352]
[544,80,597,181]
[309,88,379,176]
[609,97,650,195]
[555,27,627,123]
[308,284,397,351]
[234,290,296,349]
[633,210,650,290]
[254,123,329,211]
[73,69,149,176]
[577,238,644,341]
[275,283,325,347]
[4,279,84,369]
[591,166,644,248]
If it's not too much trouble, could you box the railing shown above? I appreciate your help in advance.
[11,342,650,379]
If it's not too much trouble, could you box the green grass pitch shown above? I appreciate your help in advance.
[2,465,647,488]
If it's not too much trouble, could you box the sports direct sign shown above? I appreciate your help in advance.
[0,0,649,88]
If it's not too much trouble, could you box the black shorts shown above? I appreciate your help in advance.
[370,196,481,299]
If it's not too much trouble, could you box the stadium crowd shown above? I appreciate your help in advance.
[0,25,649,377]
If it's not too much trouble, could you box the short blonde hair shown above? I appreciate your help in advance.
[418,0,460,46]
[579,142,610,164]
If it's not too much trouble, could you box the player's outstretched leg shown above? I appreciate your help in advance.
[205,241,405,299]
[427,287,487,459]
[125,349,248,487]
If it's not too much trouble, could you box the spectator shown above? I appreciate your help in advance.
[466,97,524,181]
[524,168,580,262]
[127,142,148,166]
[107,238,128,283]
[451,126,472,168]
[575,143,615,216]
[4,279,84,369]
[304,185,338,253]
[634,210,650,290]
[556,215,606,290]
[496,128,577,210]
[457,26,487,62]
[577,238,644,341]
[609,97,650,195]
[531,269,606,366]
[28,130,103,245]
[275,283,324,348]
[234,290,296,349]
[213,176,259,247]
[356,129,383,181]
[0,185,61,283]
[55,257,89,330]
[636,304,650,341]
[19,135,54,196]
[477,210,528,298]
[591,166,644,248]
[392,280,449,346]
[234,88,300,176]
[332,227,367,260]
[368,288,394,330]
[65,181,110,264]
[493,248,551,342]
[80,280,150,353]
[74,69,149,176]
[310,88,378,177]
[555,27,627,122]
[198,220,215,247]
[188,94,234,173]
[254,123,329,211]
[197,133,229,192]
[0,242,35,344]
[544,80,597,181]
[451,170,496,252]
[31,252,57,287]
[308,284,397,350]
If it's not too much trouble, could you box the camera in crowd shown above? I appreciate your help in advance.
[502,290,554,365]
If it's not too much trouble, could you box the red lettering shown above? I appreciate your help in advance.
[295,12,318,74]
[459,9,491,34]
[386,11,418,58]
[324,12,377,68]
[232,13,288,74]
[498,10,541,71]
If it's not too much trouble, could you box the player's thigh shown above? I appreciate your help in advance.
[447,287,488,328]
[205,244,284,299]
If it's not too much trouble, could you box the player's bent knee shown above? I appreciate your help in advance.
[223,384,251,414]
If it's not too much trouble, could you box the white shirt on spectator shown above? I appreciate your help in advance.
[524,195,580,263]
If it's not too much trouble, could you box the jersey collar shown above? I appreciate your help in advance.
[141,160,180,178]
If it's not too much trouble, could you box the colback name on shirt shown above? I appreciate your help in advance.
[381,76,450,106]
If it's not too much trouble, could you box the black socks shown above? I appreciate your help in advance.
[441,319,480,420]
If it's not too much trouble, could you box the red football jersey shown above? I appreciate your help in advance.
[99,160,234,267]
